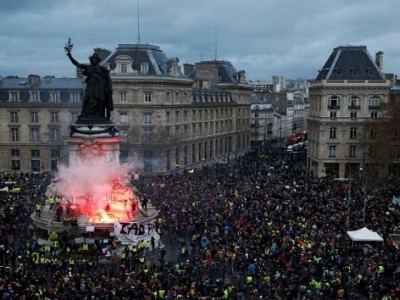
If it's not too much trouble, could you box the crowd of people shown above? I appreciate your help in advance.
[0,147,400,299]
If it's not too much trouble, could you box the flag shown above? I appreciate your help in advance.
[392,196,400,206]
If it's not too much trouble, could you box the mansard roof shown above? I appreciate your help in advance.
[315,45,385,81]
[0,76,84,103]
[188,60,244,84]
[102,43,184,77]
[0,76,83,90]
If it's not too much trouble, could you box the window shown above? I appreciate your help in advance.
[330,111,337,118]
[30,128,40,142]
[9,91,19,102]
[50,112,59,123]
[350,127,357,139]
[11,149,20,170]
[349,145,357,157]
[329,127,337,139]
[328,96,340,109]
[143,128,152,143]
[166,111,170,123]
[144,92,152,103]
[371,112,378,118]
[350,112,357,119]
[369,96,380,109]
[31,112,39,123]
[71,112,79,123]
[119,91,127,103]
[349,96,360,109]
[370,129,376,139]
[31,149,41,172]
[140,63,149,74]
[49,92,60,102]
[328,145,336,157]
[11,128,19,142]
[184,111,188,122]
[120,63,127,73]
[51,149,60,171]
[30,91,40,102]
[119,112,128,124]
[50,128,60,142]
[166,91,171,103]
[10,112,18,123]
[144,112,152,124]
[70,92,80,102]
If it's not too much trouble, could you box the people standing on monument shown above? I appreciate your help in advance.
[64,38,113,120]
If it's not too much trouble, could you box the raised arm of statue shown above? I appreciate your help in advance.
[64,38,85,69]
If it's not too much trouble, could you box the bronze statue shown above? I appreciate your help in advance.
[65,38,113,122]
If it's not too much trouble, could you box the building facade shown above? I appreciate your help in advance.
[307,46,392,178]
[0,43,252,174]
[0,74,83,172]
[250,97,274,149]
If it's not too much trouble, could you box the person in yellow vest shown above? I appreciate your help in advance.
[49,195,55,210]
[377,265,385,277]
[35,203,42,217]
[55,194,62,210]
[82,242,90,258]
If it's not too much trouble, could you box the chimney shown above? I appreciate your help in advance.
[28,74,40,86]
[183,63,195,76]
[375,51,384,70]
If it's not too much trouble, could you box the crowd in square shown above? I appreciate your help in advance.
[0,147,399,299]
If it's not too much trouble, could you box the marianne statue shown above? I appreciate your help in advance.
[65,38,113,123]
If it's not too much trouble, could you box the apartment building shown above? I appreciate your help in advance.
[250,95,274,149]
[307,46,392,178]
[0,74,83,172]
[0,43,252,174]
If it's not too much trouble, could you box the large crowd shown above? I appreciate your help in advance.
[0,147,400,299]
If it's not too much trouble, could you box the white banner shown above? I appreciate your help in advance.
[114,220,157,244]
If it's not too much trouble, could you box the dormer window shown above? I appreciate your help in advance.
[70,92,80,102]
[8,91,20,102]
[30,91,40,102]
[112,55,135,75]
[49,91,60,102]
[141,63,149,74]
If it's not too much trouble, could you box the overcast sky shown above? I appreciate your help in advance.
[1,0,399,82]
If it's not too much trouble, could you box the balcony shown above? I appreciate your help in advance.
[348,105,360,110]
[328,105,340,110]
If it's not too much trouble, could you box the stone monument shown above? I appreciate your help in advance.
[30,39,159,250]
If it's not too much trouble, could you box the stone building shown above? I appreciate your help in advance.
[0,74,83,172]
[102,44,252,174]
[307,45,392,178]
[0,43,252,174]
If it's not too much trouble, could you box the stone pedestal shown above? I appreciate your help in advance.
[67,123,123,166]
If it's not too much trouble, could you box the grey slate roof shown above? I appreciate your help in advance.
[103,44,183,76]
[315,45,385,81]
[0,76,84,90]
[188,60,241,84]
[0,76,84,103]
